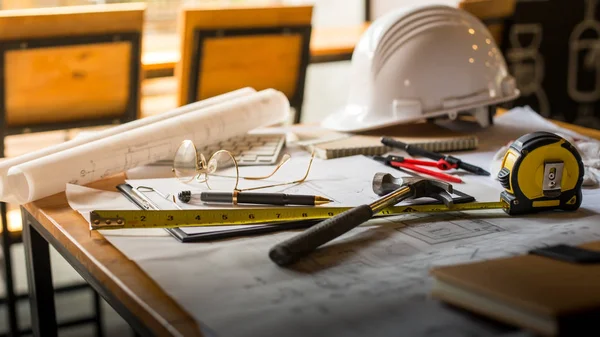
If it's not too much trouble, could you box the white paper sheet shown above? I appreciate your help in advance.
[68,152,500,234]
[0,88,255,204]
[66,184,168,237]
[7,89,288,204]
[68,107,600,336]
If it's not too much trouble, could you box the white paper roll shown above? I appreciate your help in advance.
[0,87,256,203]
[7,89,289,204]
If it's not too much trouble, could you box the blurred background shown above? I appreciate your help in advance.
[0,0,598,336]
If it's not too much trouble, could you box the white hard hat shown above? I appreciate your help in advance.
[322,5,520,132]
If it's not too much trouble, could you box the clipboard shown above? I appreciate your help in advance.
[116,184,476,243]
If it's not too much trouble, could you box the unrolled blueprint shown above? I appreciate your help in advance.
[68,107,600,337]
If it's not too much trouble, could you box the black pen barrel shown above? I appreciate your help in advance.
[200,192,234,203]
[200,192,317,205]
[238,193,313,205]
[280,194,318,205]
[380,137,442,160]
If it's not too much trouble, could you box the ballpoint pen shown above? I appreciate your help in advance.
[178,190,333,206]
[381,137,490,176]
[117,184,322,242]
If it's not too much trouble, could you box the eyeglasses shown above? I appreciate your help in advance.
[172,139,314,192]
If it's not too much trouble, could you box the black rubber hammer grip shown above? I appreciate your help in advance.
[269,204,374,266]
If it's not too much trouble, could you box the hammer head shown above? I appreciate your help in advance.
[372,173,455,207]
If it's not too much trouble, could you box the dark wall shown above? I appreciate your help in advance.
[501,0,600,129]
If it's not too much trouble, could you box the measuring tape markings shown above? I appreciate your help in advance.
[90,201,507,230]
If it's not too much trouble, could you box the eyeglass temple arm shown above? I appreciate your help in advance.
[292,152,314,183]
[242,154,292,180]
[236,153,315,192]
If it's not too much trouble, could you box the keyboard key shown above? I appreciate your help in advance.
[244,149,275,155]
[240,155,257,161]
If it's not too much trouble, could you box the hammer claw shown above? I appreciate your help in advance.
[371,173,454,207]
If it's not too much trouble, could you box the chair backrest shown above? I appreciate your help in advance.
[176,5,313,122]
[0,3,145,140]
[458,0,517,47]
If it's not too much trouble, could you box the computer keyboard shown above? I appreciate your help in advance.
[151,133,286,166]
[198,133,286,166]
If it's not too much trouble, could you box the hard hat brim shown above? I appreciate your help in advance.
[321,89,520,132]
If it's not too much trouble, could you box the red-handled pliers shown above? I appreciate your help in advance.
[374,155,463,183]
[386,155,459,170]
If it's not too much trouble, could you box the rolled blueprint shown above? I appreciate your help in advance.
[0,87,256,203]
[7,89,289,204]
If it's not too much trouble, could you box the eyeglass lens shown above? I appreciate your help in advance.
[205,150,240,191]
[173,140,311,192]
[173,140,198,182]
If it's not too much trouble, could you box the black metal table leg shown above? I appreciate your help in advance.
[93,291,104,337]
[22,208,58,337]
[1,202,19,336]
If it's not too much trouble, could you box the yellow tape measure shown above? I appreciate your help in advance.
[90,201,506,230]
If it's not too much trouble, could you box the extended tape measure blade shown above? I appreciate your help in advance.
[90,201,506,230]
[90,208,346,230]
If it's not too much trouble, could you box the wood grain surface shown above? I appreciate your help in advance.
[197,34,301,100]
[309,23,369,59]
[1,3,145,126]
[176,4,313,105]
[6,43,131,126]
[23,174,203,337]
[0,3,145,40]
[142,22,367,78]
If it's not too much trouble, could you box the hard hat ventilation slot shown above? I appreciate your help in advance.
[374,7,485,77]
[375,18,467,77]
[376,6,459,57]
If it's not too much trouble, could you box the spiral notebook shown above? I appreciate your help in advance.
[298,123,479,159]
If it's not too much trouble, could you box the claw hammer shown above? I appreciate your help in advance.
[269,174,454,266]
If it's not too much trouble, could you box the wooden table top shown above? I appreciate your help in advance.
[22,119,600,337]
[22,174,204,337]
[309,23,370,62]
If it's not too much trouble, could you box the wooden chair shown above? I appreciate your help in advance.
[176,5,313,124]
[0,3,145,336]
[0,3,145,156]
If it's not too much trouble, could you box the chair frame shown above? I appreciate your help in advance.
[186,25,312,124]
[364,0,371,22]
[0,31,142,156]
[0,30,141,337]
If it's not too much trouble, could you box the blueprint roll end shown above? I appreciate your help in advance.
[6,167,31,204]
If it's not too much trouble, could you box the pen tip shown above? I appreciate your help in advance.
[315,196,333,205]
